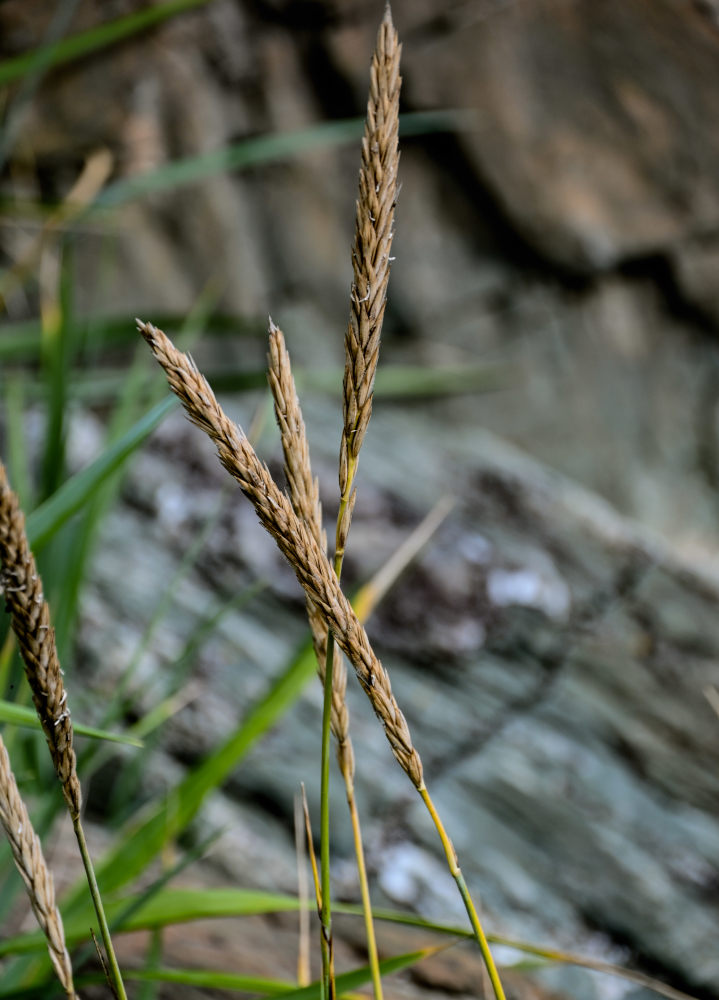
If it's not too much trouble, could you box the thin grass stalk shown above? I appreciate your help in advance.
[0,734,77,998]
[343,773,382,1000]
[319,664,335,1000]
[267,322,376,999]
[0,462,128,1000]
[137,320,507,1000]
[301,783,335,996]
[419,786,506,1000]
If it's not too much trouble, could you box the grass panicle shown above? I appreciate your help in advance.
[137,319,423,789]
[0,462,127,1000]
[0,461,81,821]
[337,3,401,568]
[0,734,76,998]
[267,321,353,780]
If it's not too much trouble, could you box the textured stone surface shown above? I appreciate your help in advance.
[2,1,719,998]
[401,0,719,273]
[70,397,719,998]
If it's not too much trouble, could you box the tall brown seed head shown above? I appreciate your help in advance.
[0,464,82,820]
[339,4,401,562]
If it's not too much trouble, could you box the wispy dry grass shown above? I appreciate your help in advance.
[138,319,424,788]
[0,734,76,998]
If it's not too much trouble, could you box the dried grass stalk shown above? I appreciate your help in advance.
[0,734,77,998]
[138,319,423,788]
[0,464,82,820]
[267,321,355,779]
[338,3,401,558]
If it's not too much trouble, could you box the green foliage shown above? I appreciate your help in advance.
[0,0,216,89]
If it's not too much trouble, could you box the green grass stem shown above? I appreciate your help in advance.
[319,636,336,1000]
[418,785,506,1000]
[72,818,127,1000]
[344,775,383,1000]
[0,0,214,89]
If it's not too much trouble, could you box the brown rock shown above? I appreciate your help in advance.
[400,0,719,272]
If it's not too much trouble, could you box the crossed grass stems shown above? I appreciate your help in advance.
[138,6,505,996]
[0,6,507,998]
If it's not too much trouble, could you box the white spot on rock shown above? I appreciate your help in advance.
[487,566,570,621]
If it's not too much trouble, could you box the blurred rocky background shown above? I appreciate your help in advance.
[2,1,719,998]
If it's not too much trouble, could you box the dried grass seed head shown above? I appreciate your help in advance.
[138,319,422,787]
[340,4,402,497]
[0,735,77,997]
[0,464,81,820]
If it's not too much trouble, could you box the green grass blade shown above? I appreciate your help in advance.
[38,244,76,502]
[78,949,443,997]
[269,947,446,1000]
[1,887,696,1000]
[30,360,510,408]
[346,362,510,398]
[0,313,262,363]
[0,700,143,747]
[96,110,476,209]
[93,969,292,994]
[69,829,223,987]
[25,395,176,550]
[137,928,163,1000]
[91,643,318,897]
[53,284,219,663]
[102,489,228,727]
[0,0,214,89]
[6,637,316,954]
[3,377,32,508]
[0,948,440,1000]
[0,887,301,958]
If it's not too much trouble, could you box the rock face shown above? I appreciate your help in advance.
[402,0,719,273]
[2,1,719,998]
[75,399,719,999]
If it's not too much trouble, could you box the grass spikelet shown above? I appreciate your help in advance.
[0,462,127,1000]
[138,319,423,788]
[0,734,77,998]
[337,2,401,566]
[0,462,81,820]
[267,320,353,779]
